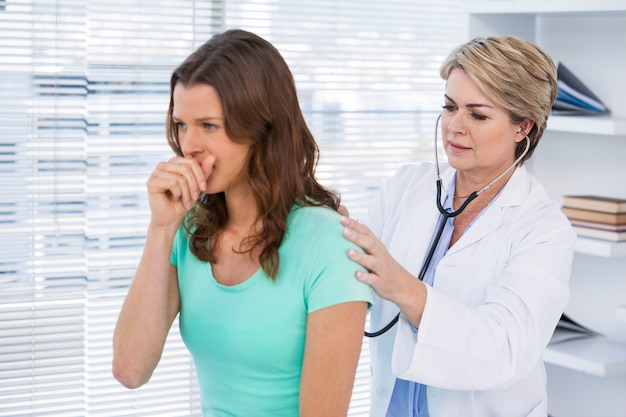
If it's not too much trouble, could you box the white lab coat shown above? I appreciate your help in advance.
[365,163,576,417]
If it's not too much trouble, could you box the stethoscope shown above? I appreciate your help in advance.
[364,115,531,338]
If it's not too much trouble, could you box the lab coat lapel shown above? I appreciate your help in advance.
[404,181,442,276]
[446,166,529,255]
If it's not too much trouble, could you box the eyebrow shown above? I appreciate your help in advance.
[171,116,224,122]
[444,94,495,109]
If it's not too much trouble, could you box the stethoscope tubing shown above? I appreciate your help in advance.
[363,115,530,338]
[363,181,478,338]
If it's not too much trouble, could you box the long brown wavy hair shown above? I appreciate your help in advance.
[165,29,340,279]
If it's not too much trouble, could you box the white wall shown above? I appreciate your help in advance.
[529,12,626,417]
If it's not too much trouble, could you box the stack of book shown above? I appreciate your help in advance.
[562,195,626,242]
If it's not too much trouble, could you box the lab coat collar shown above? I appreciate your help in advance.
[442,165,530,255]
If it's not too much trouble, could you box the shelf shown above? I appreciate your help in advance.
[574,237,626,257]
[544,329,626,377]
[547,115,626,136]
[466,1,626,15]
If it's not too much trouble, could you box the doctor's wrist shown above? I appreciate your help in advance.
[394,277,427,329]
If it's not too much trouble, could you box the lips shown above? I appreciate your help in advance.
[447,141,471,152]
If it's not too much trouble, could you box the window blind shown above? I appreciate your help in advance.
[0,1,461,416]
[0,1,220,416]
[222,0,461,220]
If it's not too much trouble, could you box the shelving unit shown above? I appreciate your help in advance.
[549,113,626,259]
[466,3,626,417]
[550,113,626,258]
[545,330,626,377]
[547,115,626,258]
[467,0,626,14]
[574,237,626,258]
[548,115,626,136]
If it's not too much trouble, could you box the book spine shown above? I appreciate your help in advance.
[562,207,626,225]
[562,197,626,214]
[573,226,626,242]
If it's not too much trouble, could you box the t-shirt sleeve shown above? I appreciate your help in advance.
[305,221,373,313]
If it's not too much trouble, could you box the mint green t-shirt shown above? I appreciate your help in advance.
[171,205,372,417]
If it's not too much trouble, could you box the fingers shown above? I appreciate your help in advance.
[340,216,366,233]
[169,156,208,203]
[148,167,190,210]
[348,246,389,300]
[181,156,209,196]
[341,216,381,275]
[341,216,420,310]
[148,157,207,210]
[347,246,376,274]
[341,215,388,282]
[354,267,378,286]
[340,216,351,226]
[341,216,377,254]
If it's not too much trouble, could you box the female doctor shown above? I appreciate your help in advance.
[341,36,576,417]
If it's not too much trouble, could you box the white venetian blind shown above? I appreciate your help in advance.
[223,0,461,220]
[0,1,461,416]
[0,1,220,416]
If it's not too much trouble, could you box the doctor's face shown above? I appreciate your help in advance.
[440,68,525,183]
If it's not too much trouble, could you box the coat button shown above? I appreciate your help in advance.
[376,386,388,397]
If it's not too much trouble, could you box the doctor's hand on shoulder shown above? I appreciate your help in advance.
[341,216,427,327]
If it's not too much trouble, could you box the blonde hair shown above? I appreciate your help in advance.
[440,36,557,164]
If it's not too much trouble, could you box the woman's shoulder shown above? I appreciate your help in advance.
[286,204,355,246]
[288,205,340,230]
[278,206,351,267]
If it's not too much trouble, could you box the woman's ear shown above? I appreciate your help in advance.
[518,119,535,136]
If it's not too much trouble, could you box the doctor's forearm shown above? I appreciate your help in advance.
[393,278,427,329]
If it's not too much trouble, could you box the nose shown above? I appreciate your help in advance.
[442,110,466,136]
[179,127,203,157]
